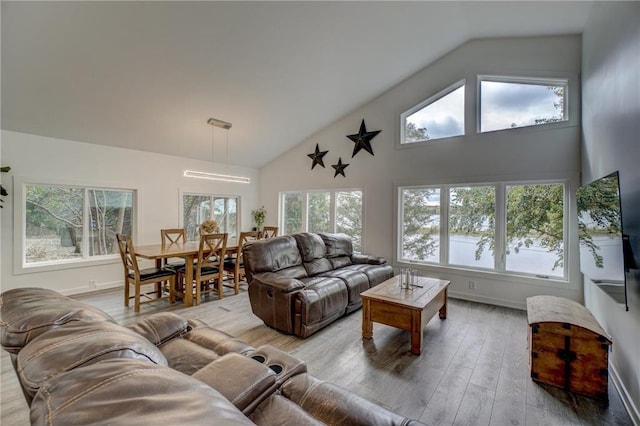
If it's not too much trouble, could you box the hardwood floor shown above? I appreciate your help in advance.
[1,287,633,425]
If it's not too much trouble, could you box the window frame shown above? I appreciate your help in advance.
[399,79,466,146]
[13,176,137,274]
[180,191,241,241]
[477,75,569,134]
[397,179,569,283]
[279,188,364,251]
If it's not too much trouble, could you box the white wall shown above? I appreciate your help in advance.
[0,130,259,295]
[260,35,583,309]
[582,2,640,423]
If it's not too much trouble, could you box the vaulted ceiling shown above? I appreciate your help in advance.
[1,1,593,169]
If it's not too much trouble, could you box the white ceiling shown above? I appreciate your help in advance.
[1,1,594,169]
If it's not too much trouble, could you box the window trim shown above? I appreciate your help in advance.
[477,74,569,134]
[13,176,137,274]
[396,179,569,283]
[399,79,466,146]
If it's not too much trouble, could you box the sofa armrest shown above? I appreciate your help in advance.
[351,253,387,265]
[251,272,306,292]
[193,353,277,414]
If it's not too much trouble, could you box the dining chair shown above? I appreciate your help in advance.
[261,226,279,239]
[160,228,187,270]
[223,231,261,294]
[177,233,227,304]
[116,234,176,313]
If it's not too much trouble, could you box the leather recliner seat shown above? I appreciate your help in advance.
[243,232,393,338]
[1,287,423,426]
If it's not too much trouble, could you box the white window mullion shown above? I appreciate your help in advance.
[329,190,336,233]
[494,183,506,272]
[440,185,449,265]
[302,193,309,232]
[83,188,90,258]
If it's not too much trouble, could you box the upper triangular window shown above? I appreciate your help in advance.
[401,80,465,144]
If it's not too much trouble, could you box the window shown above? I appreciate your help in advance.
[505,183,564,278]
[398,181,566,280]
[280,189,363,251]
[308,191,331,233]
[448,186,495,269]
[401,80,465,144]
[23,183,134,266]
[400,187,440,263]
[336,191,363,251]
[479,76,568,133]
[282,192,303,235]
[183,193,238,240]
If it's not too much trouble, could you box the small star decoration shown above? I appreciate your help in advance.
[307,143,328,169]
[346,119,381,158]
[332,157,349,178]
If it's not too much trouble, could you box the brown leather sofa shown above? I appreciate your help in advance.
[243,232,393,338]
[1,287,422,426]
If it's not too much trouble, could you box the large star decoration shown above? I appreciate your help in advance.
[346,119,381,158]
[331,157,349,178]
[307,143,328,169]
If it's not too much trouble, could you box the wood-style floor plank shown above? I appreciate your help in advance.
[0,287,633,425]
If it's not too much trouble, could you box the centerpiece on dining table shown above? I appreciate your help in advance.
[199,220,220,235]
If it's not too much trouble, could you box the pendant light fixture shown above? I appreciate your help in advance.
[184,118,251,184]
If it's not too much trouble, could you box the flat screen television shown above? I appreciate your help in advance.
[577,171,629,310]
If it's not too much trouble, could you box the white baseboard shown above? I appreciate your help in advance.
[610,361,640,426]
[448,290,527,311]
[60,280,121,297]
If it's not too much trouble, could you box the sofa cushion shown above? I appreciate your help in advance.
[281,373,417,426]
[243,236,306,280]
[319,269,370,313]
[1,287,116,354]
[31,359,254,426]
[294,233,333,276]
[17,320,167,402]
[127,312,189,345]
[295,277,347,328]
[343,263,394,287]
[250,394,325,426]
[160,323,255,375]
[319,232,353,257]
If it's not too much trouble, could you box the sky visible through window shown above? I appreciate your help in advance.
[481,81,566,132]
[406,85,465,141]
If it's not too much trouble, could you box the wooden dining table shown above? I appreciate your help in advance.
[135,240,238,307]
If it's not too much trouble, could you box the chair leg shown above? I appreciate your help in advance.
[217,273,224,299]
[194,279,201,306]
[169,277,176,303]
[124,275,130,307]
[135,283,141,313]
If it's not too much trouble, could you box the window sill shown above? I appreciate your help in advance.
[15,255,121,275]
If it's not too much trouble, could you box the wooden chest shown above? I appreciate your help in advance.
[526,295,612,402]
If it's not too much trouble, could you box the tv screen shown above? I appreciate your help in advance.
[577,171,628,310]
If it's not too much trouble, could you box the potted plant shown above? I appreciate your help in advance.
[251,206,266,231]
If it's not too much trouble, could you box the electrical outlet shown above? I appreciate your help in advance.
[89,280,96,288]
[468,280,476,290]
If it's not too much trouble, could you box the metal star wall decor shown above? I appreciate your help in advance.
[307,143,328,169]
[346,119,381,157]
[332,157,349,178]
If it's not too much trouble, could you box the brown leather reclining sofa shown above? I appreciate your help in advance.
[1,287,423,426]
[243,232,393,338]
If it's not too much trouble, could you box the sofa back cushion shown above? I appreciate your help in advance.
[17,320,168,402]
[243,236,307,281]
[31,359,254,426]
[319,233,353,269]
[294,233,333,276]
[1,287,116,354]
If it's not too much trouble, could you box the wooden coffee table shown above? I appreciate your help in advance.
[361,275,450,355]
